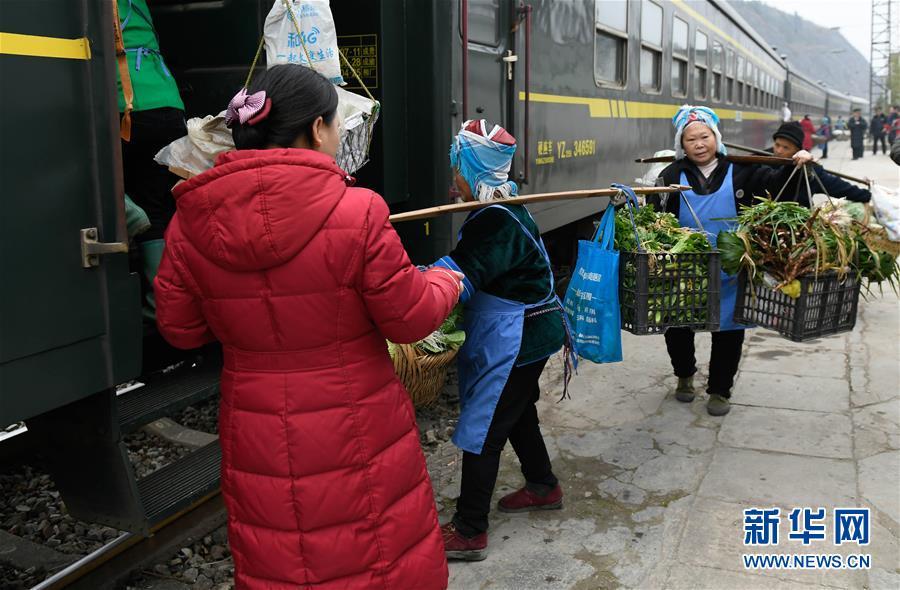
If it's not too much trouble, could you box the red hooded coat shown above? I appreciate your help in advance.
[154,148,457,589]
[800,117,816,151]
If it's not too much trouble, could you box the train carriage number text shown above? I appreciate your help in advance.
[536,139,596,165]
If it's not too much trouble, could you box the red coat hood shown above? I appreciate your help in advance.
[171,149,350,272]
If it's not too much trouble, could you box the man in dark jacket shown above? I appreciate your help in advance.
[770,121,871,204]
[848,109,867,160]
[871,108,888,155]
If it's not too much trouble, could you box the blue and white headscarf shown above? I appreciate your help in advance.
[449,119,518,202]
[672,105,727,159]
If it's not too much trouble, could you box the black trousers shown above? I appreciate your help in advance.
[664,328,745,397]
[121,107,187,241]
[453,357,557,537]
[851,141,864,159]
[872,134,887,154]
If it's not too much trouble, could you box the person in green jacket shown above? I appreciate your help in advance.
[436,120,573,561]
[116,0,186,312]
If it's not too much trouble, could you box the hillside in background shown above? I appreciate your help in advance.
[729,0,870,98]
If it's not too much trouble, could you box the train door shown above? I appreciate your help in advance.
[464,0,514,131]
[0,0,140,425]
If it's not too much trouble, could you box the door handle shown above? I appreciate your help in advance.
[502,50,518,80]
[81,227,129,268]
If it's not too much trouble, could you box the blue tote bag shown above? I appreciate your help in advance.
[563,204,623,363]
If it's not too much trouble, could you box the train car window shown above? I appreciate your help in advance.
[640,0,663,92]
[468,0,501,46]
[694,30,708,100]
[671,16,688,97]
[736,55,744,106]
[745,60,753,105]
[594,0,628,87]
[711,41,723,102]
[725,48,734,103]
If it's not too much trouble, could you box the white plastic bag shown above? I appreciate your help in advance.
[154,111,233,177]
[870,183,900,241]
[334,86,379,175]
[155,91,379,176]
[264,0,344,85]
[627,149,675,206]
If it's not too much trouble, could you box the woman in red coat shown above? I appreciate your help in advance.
[154,65,462,589]
[800,114,816,151]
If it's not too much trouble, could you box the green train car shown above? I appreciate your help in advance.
[1,0,814,533]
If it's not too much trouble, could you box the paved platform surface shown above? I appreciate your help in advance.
[436,140,900,589]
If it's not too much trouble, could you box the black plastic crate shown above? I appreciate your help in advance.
[619,251,721,335]
[734,270,860,342]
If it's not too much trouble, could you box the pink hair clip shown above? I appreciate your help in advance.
[225,88,271,128]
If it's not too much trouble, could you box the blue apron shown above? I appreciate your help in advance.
[437,205,568,455]
[678,165,747,332]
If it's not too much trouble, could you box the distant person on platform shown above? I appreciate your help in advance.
[781,102,792,122]
[817,116,832,159]
[800,114,815,151]
[871,107,888,155]
[848,108,867,160]
[888,105,899,144]
[835,116,847,131]
[770,121,870,203]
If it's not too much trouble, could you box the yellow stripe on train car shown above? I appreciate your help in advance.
[518,92,779,122]
[0,32,91,60]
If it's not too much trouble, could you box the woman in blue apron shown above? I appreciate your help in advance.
[434,120,574,561]
[654,106,813,416]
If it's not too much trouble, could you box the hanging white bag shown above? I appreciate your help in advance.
[264,0,344,85]
[870,183,900,242]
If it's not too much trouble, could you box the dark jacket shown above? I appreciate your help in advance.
[849,117,867,143]
[653,157,794,218]
[446,204,565,365]
[891,137,900,165]
[775,164,870,205]
[870,114,887,136]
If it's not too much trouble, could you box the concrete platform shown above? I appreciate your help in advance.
[439,140,899,589]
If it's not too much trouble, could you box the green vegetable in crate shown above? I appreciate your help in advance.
[613,204,712,254]
[388,305,466,358]
[717,197,899,296]
[613,204,717,332]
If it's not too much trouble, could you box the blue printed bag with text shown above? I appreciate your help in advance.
[563,205,623,363]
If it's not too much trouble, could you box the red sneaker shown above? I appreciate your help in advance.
[497,484,563,513]
[441,522,488,561]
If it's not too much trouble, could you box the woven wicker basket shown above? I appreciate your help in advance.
[391,344,458,407]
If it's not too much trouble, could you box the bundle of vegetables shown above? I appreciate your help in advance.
[717,197,899,298]
[388,306,465,406]
[613,204,712,255]
[388,305,465,358]
[613,204,718,331]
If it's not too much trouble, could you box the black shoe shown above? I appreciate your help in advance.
[706,394,731,416]
[675,376,696,403]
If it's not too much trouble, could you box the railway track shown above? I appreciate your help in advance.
[32,492,226,590]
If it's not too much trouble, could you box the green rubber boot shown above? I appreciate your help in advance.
[140,239,165,318]
[675,376,696,403]
[706,394,731,416]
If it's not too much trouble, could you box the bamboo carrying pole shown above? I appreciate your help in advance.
[635,154,794,166]
[388,185,690,223]
[722,141,870,186]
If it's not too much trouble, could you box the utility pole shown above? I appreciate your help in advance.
[869,0,893,113]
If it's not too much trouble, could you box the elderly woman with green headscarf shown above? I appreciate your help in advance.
[653,105,813,416]
[433,120,575,561]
